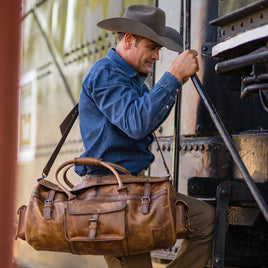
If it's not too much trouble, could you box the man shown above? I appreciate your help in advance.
[75,4,214,268]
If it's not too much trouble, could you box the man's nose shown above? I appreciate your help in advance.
[152,48,159,60]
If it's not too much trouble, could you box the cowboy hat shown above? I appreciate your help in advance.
[97,4,183,52]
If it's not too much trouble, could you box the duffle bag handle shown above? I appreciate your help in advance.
[55,157,130,200]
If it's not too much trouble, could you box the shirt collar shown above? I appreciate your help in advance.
[107,48,148,87]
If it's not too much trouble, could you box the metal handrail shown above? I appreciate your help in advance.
[183,0,268,223]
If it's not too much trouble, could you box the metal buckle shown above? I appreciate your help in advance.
[44,199,53,206]
[89,218,98,224]
[141,196,151,203]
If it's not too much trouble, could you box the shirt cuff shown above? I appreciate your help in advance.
[158,71,182,95]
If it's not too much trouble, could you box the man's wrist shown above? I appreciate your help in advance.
[167,70,184,84]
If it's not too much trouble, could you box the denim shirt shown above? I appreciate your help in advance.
[75,48,181,176]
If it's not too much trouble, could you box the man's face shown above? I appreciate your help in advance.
[128,37,162,74]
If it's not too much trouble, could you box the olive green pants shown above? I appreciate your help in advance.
[104,192,215,268]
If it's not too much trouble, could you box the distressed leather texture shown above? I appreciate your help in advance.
[16,157,187,256]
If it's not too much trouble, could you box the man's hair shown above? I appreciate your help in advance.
[117,32,125,42]
[116,32,144,46]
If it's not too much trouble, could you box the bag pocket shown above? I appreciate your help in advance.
[175,200,188,238]
[64,201,126,241]
[16,205,27,240]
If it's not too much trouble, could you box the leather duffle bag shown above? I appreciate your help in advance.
[16,157,187,256]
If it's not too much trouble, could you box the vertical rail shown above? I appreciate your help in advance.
[0,1,21,267]
[183,0,268,222]
[173,0,184,191]
[183,0,191,50]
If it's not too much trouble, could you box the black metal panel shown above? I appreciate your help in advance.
[224,217,268,267]
[188,177,268,203]
[188,177,268,267]
[196,48,268,135]
[193,0,268,135]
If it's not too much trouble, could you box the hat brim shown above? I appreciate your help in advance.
[97,18,182,52]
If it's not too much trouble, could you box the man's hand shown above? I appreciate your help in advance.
[168,49,199,84]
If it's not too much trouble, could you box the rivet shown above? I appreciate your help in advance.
[196,124,203,133]
[191,185,197,192]
[214,145,221,151]
[215,256,221,264]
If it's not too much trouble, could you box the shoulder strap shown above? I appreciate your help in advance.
[41,103,79,178]
[41,103,170,179]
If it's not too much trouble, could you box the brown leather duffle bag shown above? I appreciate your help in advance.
[16,157,187,256]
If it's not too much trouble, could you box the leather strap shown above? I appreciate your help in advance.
[141,183,151,214]
[40,103,170,181]
[153,131,171,179]
[88,214,99,239]
[41,103,78,178]
[43,189,56,220]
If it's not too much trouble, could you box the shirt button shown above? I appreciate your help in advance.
[166,105,169,109]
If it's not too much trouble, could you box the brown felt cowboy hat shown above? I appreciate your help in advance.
[97,4,183,53]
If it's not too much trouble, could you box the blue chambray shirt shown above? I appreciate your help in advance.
[75,48,181,176]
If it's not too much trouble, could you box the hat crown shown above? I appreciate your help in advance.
[124,5,165,36]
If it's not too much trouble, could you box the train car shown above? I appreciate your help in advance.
[14,0,268,267]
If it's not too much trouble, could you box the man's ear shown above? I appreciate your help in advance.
[124,33,134,49]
